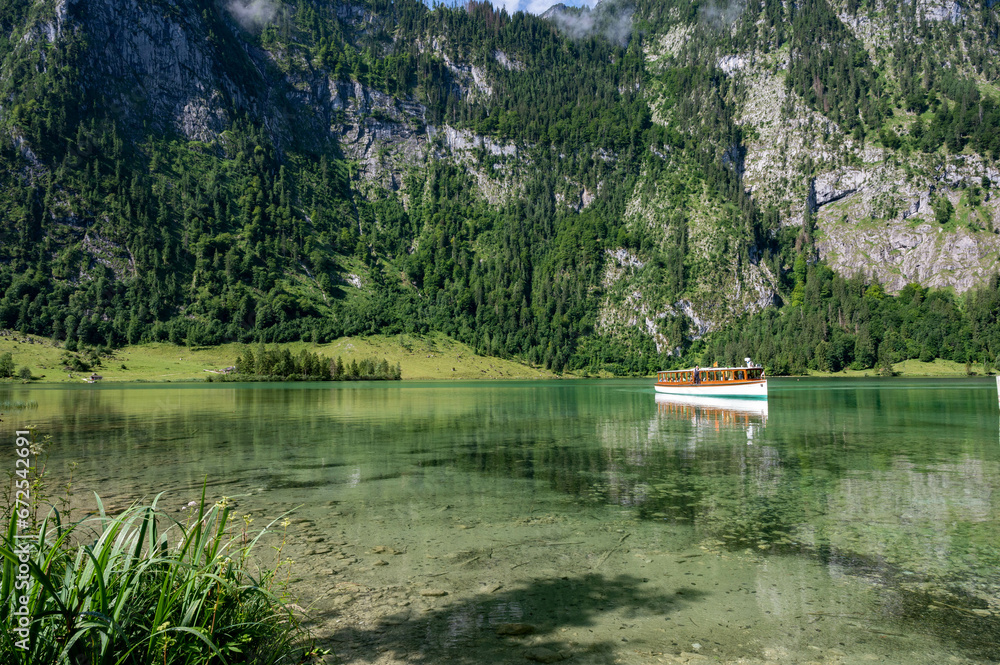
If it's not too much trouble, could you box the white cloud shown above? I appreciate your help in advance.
[494,0,593,15]
[519,0,634,46]
[227,0,279,30]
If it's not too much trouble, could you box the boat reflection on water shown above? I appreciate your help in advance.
[655,392,768,441]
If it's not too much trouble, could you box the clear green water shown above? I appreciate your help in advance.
[2,378,999,663]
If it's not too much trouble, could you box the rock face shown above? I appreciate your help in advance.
[918,0,964,22]
[323,78,430,191]
[818,207,1000,293]
[76,0,238,141]
[810,170,865,209]
[65,0,516,198]
[732,48,1000,296]
[737,61,853,216]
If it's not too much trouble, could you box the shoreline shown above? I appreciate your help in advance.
[0,332,562,384]
[7,368,990,385]
[0,333,987,385]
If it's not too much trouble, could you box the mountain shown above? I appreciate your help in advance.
[0,0,997,374]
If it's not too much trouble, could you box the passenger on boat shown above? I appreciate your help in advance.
[693,366,700,384]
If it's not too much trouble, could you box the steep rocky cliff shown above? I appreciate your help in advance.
[729,52,1000,293]
[587,0,999,354]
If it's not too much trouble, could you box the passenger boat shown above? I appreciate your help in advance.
[654,358,767,400]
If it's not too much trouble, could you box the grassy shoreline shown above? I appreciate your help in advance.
[803,358,994,378]
[0,332,559,383]
[0,332,988,385]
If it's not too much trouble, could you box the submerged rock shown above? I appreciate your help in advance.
[496,623,536,636]
[524,646,567,663]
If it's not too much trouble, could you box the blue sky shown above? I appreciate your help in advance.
[489,0,596,16]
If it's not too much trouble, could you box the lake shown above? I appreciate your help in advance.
[2,377,999,664]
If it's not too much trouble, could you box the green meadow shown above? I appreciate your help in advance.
[0,332,558,383]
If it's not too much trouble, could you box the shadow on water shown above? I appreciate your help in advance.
[885,587,1000,661]
[744,544,1000,661]
[309,573,705,664]
[603,470,1000,662]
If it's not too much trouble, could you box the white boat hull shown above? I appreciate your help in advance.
[654,380,767,400]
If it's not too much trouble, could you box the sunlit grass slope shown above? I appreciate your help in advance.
[0,332,557,383]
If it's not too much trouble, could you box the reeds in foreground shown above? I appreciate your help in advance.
[0,490,312,664]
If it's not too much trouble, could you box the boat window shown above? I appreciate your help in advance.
[736,370,744,380]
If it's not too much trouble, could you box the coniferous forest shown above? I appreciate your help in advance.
[0,0,998,375]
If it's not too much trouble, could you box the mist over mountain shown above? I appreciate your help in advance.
[0,0,998,374]
[540,1,634,46]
